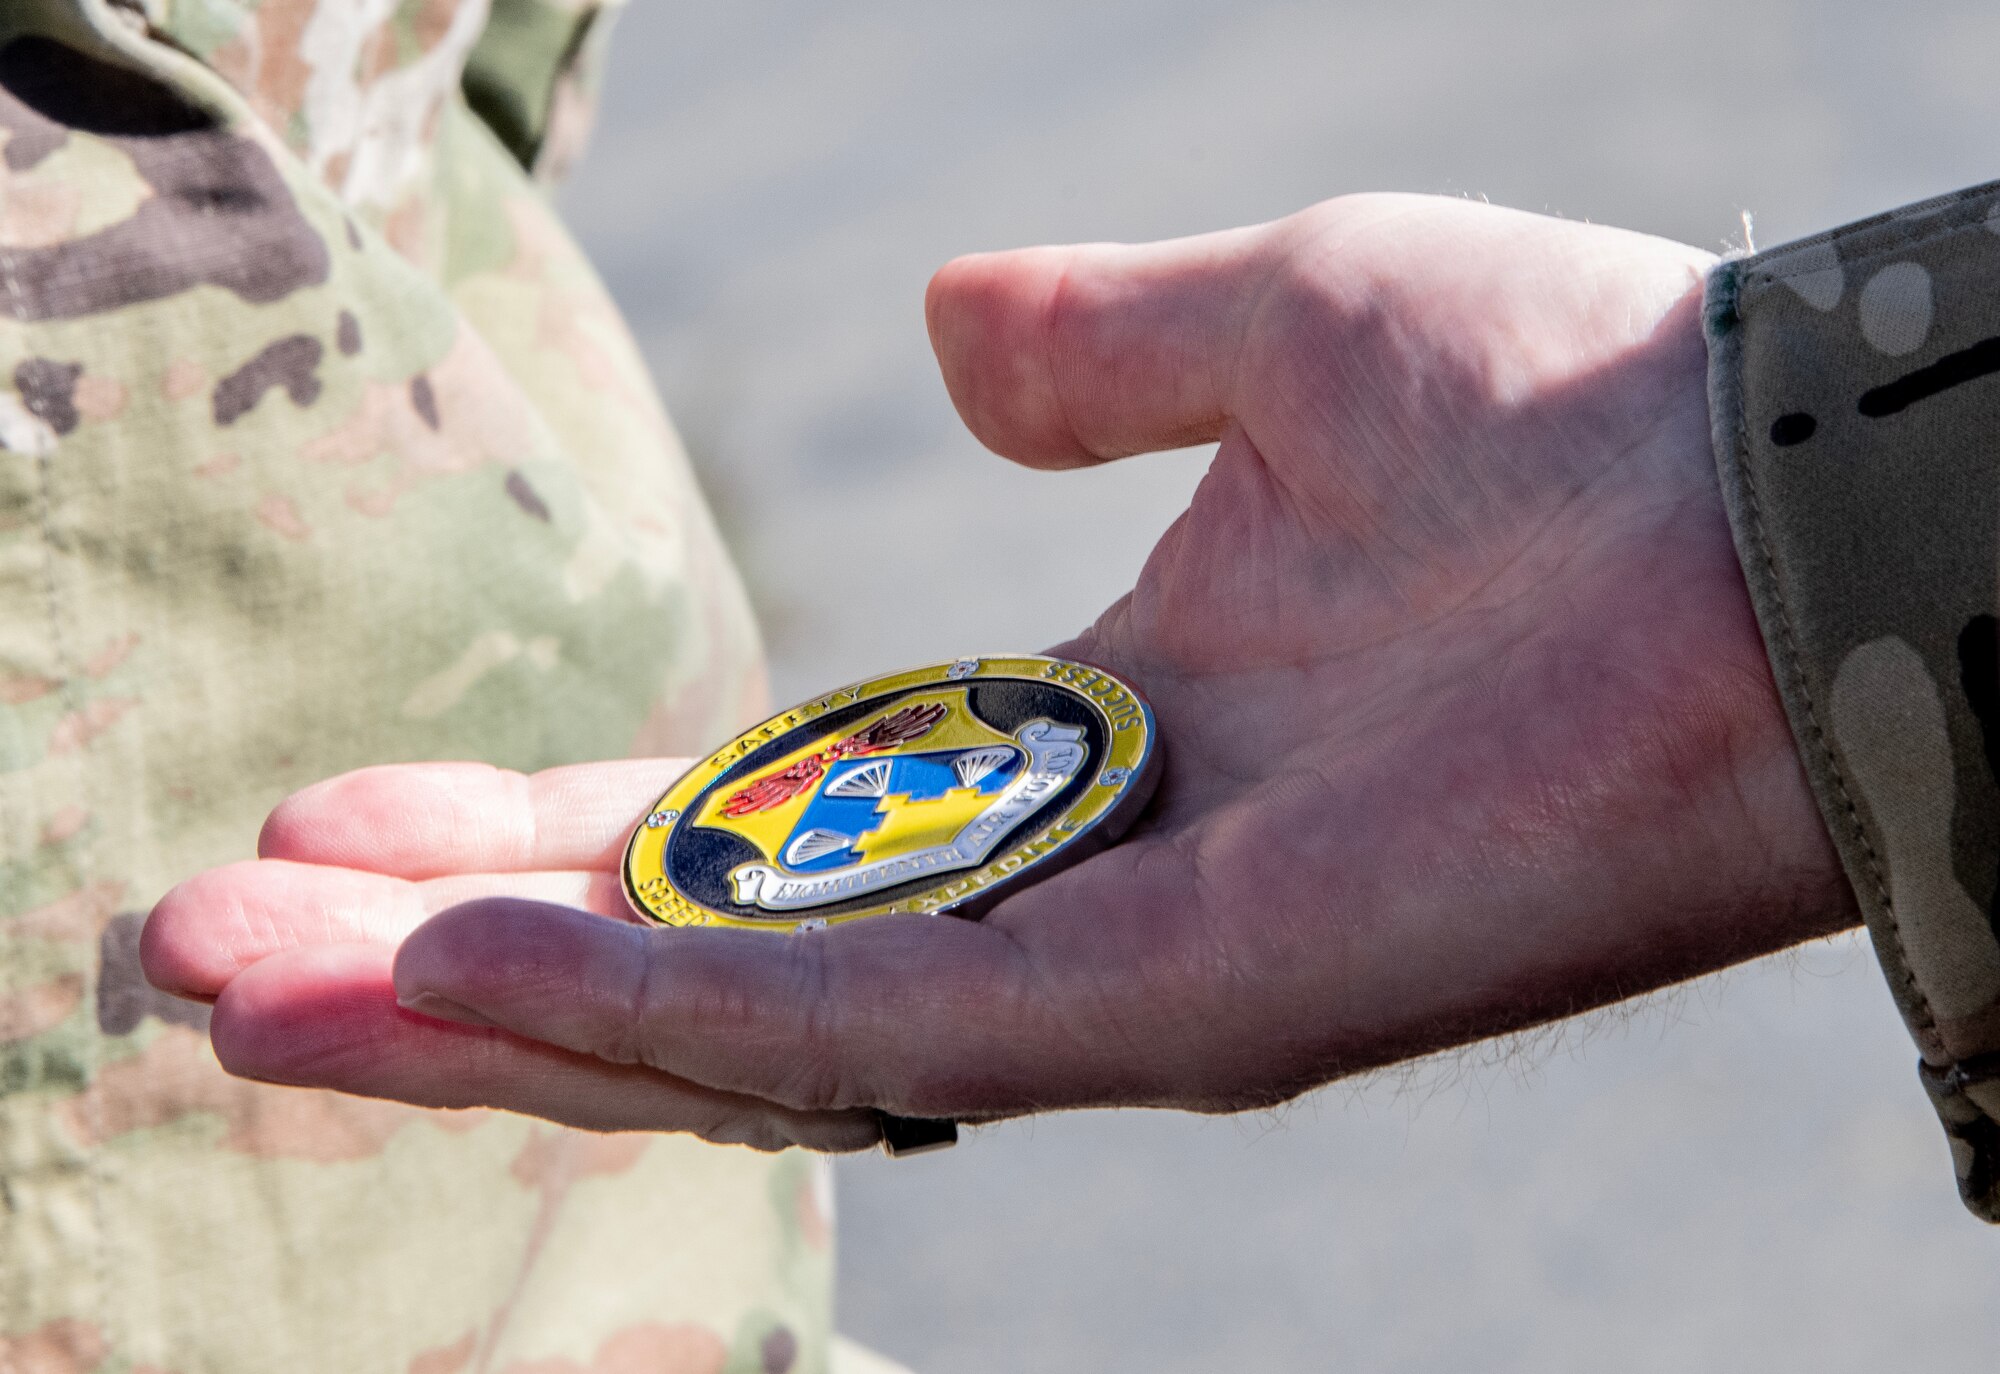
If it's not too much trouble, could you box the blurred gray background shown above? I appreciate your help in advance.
[562,3,2000,1370]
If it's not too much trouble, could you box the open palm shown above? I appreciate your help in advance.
[144,196,1855,1147]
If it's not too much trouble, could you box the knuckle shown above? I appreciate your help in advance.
[600,925,669,1067]
[624,932,857,1111]
[694,1107,883,1156]
[696,1111,797,1155]
[763,943,854,1111]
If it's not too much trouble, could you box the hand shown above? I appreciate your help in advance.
[145,194,1856,1143]
[140,760,886,1150]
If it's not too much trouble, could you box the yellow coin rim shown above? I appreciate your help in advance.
[622,655,1156,931]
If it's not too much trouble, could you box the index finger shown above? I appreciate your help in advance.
[258,758,693,880]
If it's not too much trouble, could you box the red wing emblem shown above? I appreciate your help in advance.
[720,702,949,818]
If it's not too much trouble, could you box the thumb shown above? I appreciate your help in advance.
[925,222,1274,470]
[389,897,1073,1118]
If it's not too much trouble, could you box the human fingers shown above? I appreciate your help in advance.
[388,896,1132,1119]
[925,222,1274,469]
[257,758,691,880]
[210,943,884,1151]
[142,860,629,1001]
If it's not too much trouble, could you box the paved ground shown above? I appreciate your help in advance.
[563,3,2000,1368]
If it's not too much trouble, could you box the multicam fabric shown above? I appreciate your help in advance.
[1707,182,2000,1222]
[0,1,886,1369]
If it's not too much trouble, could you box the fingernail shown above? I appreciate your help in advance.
[397,991,500,1029]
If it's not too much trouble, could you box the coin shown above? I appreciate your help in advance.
[622,655,1160,931]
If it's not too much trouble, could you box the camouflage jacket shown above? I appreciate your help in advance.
[0,2,902,1371]
[1708,185,2000,1223]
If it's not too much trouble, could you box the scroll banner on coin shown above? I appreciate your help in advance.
[729,720,1087,911]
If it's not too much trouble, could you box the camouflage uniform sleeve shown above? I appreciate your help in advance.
[1705,183,2000,1222]
[463,0,622,183]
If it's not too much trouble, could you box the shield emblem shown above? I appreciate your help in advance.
[692,689,1088,912]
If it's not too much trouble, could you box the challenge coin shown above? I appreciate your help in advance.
[622,655,1160,932]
